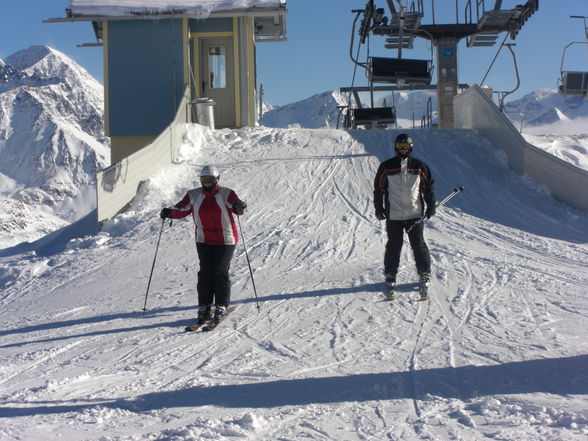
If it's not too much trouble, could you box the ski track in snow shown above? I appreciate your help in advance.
[1,126,587,440]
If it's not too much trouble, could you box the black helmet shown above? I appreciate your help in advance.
[394,133,413,157]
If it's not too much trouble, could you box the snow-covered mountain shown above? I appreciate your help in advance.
[504,88,588,126]
[0,45,109,248]
[502,89,588,170]
[375,90,437,121]
[262,90,439,129]
[262,90,351,129]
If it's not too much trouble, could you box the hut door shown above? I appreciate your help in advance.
[200,37,235,128]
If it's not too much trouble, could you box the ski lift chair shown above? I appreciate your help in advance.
[369,57,432,85]
[351,106,396,129]
[559,71,588,97]
[558,41,588,97]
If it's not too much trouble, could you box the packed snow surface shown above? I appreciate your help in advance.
[1,125,587,440]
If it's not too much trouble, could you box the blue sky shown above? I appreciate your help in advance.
[1,1,587,106]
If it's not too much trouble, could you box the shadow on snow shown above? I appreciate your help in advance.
[1,354,587,417]
[0,283,386,347]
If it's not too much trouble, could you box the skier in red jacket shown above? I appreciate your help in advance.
[160,165,247,326]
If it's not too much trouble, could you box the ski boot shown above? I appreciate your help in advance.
[185,305,212,332]
[385,273,396,301]
[418,273,430,301]
[213,305,228,324]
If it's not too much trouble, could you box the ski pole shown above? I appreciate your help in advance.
[236,214,260,313]
[407,186,464,233]
[142,218,167,313]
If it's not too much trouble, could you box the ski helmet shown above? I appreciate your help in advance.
[200,165,220,178]
[394,133,413,157]
[200,165,220,188]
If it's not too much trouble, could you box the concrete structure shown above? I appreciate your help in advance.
[454,85,588,212]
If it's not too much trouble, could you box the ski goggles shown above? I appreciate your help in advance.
[200,176,218,185]
[396,142,412,150]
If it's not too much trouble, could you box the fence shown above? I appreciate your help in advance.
[454,85,588,212]
[96,86,191,225]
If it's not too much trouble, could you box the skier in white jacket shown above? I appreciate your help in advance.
[373,134,436,299]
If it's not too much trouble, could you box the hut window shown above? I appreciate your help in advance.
[208,46,226,89]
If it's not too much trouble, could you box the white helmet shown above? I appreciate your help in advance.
[200,165,220,178]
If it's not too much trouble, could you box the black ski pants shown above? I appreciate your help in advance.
[196,243,236,307]
[384,219,431,279]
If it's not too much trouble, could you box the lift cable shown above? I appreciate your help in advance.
[480,32,509,86]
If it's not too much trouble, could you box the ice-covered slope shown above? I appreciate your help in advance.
[0,46,109,248]
[0,126,587,440]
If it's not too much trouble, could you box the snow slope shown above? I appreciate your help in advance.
[1,125,587,440]
[262,88,588,171]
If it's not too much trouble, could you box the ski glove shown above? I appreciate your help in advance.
[160,208,173,219]
[375,207,386,220]
[232,201,247,215]
[425,204,436,219]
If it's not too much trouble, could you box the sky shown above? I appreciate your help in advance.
[0,0,587,106]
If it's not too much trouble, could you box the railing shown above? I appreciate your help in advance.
[95,86,191,225]
[454,84,588,212]
[420,96,433,128]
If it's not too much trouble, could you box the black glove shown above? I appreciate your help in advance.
[160,208,173,219]
[232,201,247,215]
[425,204,436,219]
[375,206,386,220]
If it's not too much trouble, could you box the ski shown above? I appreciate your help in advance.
[184,321,207,332]
[184,306,236,332]
[201,306,236,332]
[382,280,430,301]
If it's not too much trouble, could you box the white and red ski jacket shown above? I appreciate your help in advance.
[170,186,243,245]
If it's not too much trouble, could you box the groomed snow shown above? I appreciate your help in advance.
[1,124,587,440]
[0,126,588,441]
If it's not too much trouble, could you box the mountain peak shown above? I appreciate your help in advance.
[5,45,58,71]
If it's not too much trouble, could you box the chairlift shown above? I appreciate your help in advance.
[559,71,588,97]
[558,42,588,96]
[558,17,588,97]
[350,106,396,129]
[370,56,432,85]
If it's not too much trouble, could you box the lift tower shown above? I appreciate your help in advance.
[369,0,539,128]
